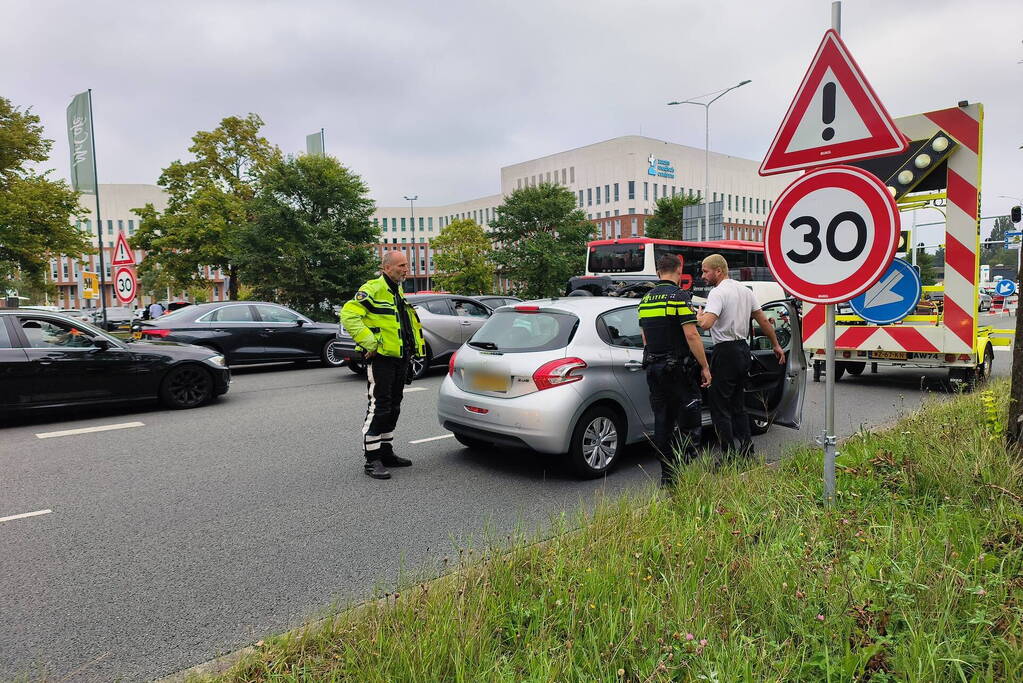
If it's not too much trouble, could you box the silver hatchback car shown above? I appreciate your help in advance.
[438,297,806,478]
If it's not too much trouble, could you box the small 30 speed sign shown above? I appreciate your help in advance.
[114,266,137,304]
[764,165,900,304]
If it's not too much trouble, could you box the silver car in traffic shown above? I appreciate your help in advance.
[438,296,806,478]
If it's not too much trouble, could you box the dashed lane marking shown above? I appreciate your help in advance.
[0,509,52,524]
[410,433,454,444]
[404,387,429,393]
[35,421,145,439]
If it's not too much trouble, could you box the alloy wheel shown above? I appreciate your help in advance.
[167,367,209,407]
[581,417,618,470]
[324,340,343,366]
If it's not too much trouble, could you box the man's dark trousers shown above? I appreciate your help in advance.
[646,359,701,480]
[708,339,752,459]
[362,355,409,460]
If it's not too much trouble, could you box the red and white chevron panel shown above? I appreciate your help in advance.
[802,104,983,355]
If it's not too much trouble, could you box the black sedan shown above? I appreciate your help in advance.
[131,301,344,367]
[0,310,230,413]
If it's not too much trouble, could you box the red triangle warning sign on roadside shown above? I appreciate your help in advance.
[759,29,908,176]
[111,230,136,266]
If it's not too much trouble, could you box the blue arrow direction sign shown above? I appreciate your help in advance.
[1006,231,1023,237]
[995,279,1017,297]
[848,258,921,324]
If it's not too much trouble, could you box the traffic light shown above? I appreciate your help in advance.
[1012,205,1021,224]
[897,230,910,253]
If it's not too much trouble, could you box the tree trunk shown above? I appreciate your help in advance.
[228,265,239,301]
[1005,257,1023,446]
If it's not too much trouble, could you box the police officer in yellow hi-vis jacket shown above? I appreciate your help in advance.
[638,254,712,487]
[341,251,426,480]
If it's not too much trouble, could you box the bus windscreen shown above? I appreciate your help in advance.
[588,244,645,273]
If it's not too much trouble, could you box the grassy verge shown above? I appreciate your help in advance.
[204,381,1023,681]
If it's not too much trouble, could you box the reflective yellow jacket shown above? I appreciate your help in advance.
[340,276,425,358]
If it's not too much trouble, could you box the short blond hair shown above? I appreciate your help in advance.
[702,253,728,274]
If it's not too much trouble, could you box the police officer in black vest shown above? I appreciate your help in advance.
[638,254,712,487]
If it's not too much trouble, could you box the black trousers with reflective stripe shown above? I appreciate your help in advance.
[645,361,701,476]
[362,355,409,461]
[707,339,752,458]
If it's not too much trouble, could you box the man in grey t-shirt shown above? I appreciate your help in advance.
[697,254,785,461]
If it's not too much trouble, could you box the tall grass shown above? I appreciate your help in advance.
[206,382,1023,682]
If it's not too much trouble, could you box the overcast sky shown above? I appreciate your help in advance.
[4,0,1021,242]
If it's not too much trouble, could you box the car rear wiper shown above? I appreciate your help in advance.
[468,341,499,350]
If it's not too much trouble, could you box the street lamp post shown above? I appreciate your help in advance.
[404,194,418,290]
[668,79,751,241]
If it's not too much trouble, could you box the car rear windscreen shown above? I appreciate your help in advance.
[588,244,645,273]
[468,311,578,353]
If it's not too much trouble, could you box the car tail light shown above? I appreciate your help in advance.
[842,351,851,359]
[448,350,458,376]
[958,354,972,362]
[142,329,172,338]
[514,305,540,313]
[533,357,587,391]
[464,405,489,414]
[945,354,956,363]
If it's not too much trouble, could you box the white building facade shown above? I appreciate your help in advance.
[373,135,796,289]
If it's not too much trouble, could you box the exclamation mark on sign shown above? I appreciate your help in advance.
[821,82,836,141]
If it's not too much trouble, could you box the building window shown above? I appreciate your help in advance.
[662,184,667,197]
[570,166,575,183]
[517,179,522,189]
[628,207,635,214]
[128,219,135,234]
[672,186,676,196]
[628,181,635,200]
[546,172,552,183]
[531,175,536,186]
[429,217,433,229]
[614,209,619,216]
[561,168,567,184]
[728,195,732,210]
[62,263,69,279]
[107,220,113,234]
[653,184,658,200]
[578,190,584,207]
[743,197,747,212]
[613,183,619,202]
[632,218,638,235]
[595,187,600,205]
[587,188,592,206]
[643,182,649,201]
[604,185,610,204]
[401,217,406,229]
[419,217,424,229]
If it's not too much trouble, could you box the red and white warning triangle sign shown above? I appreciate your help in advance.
[111,230,136,266]
[759,29,908,176]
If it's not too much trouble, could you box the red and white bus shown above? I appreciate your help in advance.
[572,237,772,299]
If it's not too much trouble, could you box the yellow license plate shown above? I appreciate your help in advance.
[871,351,908,360]
[470,372,508,392]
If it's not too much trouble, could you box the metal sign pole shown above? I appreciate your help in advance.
[823,303,837,505]
[822,0,842,508]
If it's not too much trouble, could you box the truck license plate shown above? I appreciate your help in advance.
[470,372,508,392]
[871,351,907,360]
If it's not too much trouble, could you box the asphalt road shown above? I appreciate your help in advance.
[0,314,1015,681]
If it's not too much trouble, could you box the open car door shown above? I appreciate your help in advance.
[744,299,806,429]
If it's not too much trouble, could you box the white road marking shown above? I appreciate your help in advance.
[35,421,145,439]
[0,509,52,524]
[410,433,454,444]
[404,387,429,393]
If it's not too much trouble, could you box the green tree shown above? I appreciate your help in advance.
[236,154,378,319]
[915,251,937,286]
[643,191,702,240]
[431,218,495,294]
[0,97,90,289]
[132,114,280,299]
[489,183,594,299]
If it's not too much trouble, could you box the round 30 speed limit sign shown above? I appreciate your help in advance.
[114,266,138,304]
[764,165,900,304]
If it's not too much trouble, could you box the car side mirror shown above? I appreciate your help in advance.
[91,337,110,351]
[295,319,306,326]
